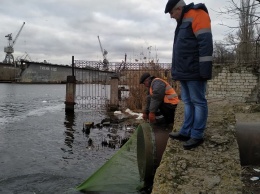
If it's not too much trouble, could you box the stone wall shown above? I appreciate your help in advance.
[207,65,260,102]
[207,65,259,103]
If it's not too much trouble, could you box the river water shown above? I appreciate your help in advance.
[0,83,123,194]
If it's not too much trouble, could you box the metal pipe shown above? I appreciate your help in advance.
[72,56,75,77]
[137,121,260,185]
[236,122,260,166]
[137,123,172,184]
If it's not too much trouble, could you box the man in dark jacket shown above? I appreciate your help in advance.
[165,0,213,150]
[140,72,179,127]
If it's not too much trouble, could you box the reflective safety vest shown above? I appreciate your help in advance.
[150,78,179,105]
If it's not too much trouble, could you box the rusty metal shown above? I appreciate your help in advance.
[74,60,172,111]
[236,122,260,165]
[152,124,172,168]
[137,123,172,184]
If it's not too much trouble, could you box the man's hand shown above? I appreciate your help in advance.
[149,112,156,123]
[142,113,148,120]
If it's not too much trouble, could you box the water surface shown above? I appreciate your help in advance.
[0,83,118,193]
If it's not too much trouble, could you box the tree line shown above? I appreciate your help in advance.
[213,0,260,68]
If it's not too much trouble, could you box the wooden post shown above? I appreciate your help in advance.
[109,74,119,111]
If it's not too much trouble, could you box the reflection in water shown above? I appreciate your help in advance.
[82,121,135,150]
[63,109,137,155]
[82,122,94,137]
[64,111,76,149]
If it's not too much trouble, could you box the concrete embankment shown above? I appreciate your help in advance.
[152,99,244,194]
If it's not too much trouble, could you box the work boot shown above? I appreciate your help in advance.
[183,138,204,150]
[169,132,190,141]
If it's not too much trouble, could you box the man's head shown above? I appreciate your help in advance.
[165,0,186,21]
[139,72,151,87]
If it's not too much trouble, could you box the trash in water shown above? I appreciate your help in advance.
[253,168,260,172]
[114,111,122,115]
[250,177,259,181]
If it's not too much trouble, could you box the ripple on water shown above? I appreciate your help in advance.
[0,173,82,194]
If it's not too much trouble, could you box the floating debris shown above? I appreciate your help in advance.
[101,118,111,126]
[114,111,122,115]
[125,108,142,119]
[253,168,260,172]
[250,177,259,181]
[82,122,94,135]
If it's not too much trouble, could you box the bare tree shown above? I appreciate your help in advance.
[218,0,260,28]
[213,41,235,63]
[216,0,260,66]
[236,0,256,64]
[217,0,260,103]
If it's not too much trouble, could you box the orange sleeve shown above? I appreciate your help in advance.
[185,9,211,34]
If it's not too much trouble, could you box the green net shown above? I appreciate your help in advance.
[76,125,145,193]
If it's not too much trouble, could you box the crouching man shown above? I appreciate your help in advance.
[140,72,179,128]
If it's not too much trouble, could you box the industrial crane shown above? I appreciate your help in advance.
[3,22,25,64]
[97,35,109,70]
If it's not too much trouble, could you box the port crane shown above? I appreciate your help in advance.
[3,22,26,64]
[97,35,109,70]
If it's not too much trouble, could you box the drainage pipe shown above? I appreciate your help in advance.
[137,121,260,185]
[236,122,260,166]
[137,123,171,184]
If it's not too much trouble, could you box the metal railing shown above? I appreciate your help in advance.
[73,60,175,111]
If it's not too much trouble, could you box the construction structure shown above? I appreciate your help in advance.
[97,35,109,70]
[3,22,25,64]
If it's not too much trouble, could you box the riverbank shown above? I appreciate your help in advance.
[151,99,260,194]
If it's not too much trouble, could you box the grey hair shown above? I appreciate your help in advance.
[174,0,186,9]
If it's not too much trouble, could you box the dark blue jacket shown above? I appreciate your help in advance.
[172,3,213,81]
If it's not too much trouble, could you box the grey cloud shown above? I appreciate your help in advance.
[0,0,235,65]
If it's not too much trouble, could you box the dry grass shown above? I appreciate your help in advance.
[119,62,180,112]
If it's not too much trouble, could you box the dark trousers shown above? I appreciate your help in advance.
[157,103,177,124]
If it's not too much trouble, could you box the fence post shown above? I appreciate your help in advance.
[256,64,260,103]
[65,56,76,112]
[109,74,119,111]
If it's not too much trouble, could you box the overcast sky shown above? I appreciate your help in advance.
[0,0,239,65]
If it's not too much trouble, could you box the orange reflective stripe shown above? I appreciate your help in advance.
[165,85,172,90]
[167,93,178,99]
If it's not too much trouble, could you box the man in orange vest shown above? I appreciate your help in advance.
[140,72,179,127]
